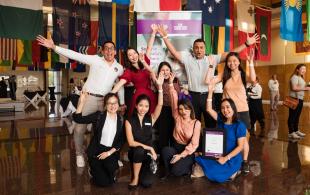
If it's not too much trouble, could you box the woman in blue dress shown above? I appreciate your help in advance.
[195,82,246,183]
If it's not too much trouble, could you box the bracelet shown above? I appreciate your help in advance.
[227,155,231,160]
[244,41,250,47]
[158,89,163,93]
[207,99,212,102]
[163,35,168,39]
[249,62,254,67]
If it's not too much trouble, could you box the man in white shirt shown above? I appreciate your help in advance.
[37,35,125,167]
[268,74,280,111]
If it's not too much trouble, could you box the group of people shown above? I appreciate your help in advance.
[36,23,308,188]
[0,76,16,100]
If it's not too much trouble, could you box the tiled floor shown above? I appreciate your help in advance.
[1,101,310,194]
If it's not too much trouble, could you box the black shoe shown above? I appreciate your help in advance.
[241,161,250,174]
[128,184,138,190]
[160,172,171,181]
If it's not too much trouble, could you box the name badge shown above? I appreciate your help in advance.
[144,122,151,126]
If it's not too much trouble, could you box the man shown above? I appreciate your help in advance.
[157,25,259,128]
[268,74,280,111]
[37,35,125,167]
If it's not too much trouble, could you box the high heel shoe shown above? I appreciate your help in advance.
[128,184,138,190]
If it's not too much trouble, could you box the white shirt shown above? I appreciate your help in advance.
[100,113,117,147]
[55,46,124,104]
[181,53,221,92]
[214,81,223,93]
[248,83,262,99]
[268,79,279,91]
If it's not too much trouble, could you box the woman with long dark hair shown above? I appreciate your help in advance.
[125,73,164,189]
[73,92,125,187]
[287,64,310,139]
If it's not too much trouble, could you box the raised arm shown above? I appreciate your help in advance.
[151,73,164,123]
[36,35,94,65]
[206,83,218,120]
[219,33,260,63]
[205,55,223,84]
[157,24,182,63]
[246,48,256,83]
[125,120,157,160]
[139,53,157,82]
[168,73,179,118]
[73,92,99,124]
[145,24,157,58]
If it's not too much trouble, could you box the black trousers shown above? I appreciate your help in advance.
[128,146,154,187]
[189,91,216,128]
[88,146,119,187]
[161,141,195,176]
[156,106,175,151]
[288,99,303,134]
[213,93,223,113]
[249,98,265,131]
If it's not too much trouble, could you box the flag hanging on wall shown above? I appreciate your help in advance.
[0,38,17,61]
[17,40,33,65]
[255,7,271,61]
[237,0,255,60]
[116,4,129,50]
[99,2,113,45]
[201,0,226,26]
[186,0,201,10]
[224,0,234,52]
[160,0,181,11]
[134,0,160,12]
[0,0,43,40]
[307,0,310,40]
[280,0,303,41]
[53,0,71,44]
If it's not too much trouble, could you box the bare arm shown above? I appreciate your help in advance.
[111,79,127,93]
[139,53,157,82]
[168,73,179,118]
[247,48,256,83]
[217,137,245,165]
[157,24,182,63]
[151,73,164,123]
[145,24,157,58]
[206,83,218,120]
[204,55,222,84]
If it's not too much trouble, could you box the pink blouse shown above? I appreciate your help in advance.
[169,84,201,157]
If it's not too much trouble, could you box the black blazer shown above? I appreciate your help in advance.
[73,111,125,158]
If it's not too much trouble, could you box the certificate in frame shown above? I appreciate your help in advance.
[202,128,226,159]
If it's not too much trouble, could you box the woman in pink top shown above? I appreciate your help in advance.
[161,73,201,179]
[205,49,257,174]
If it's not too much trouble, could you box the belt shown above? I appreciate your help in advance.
[88,93,104,98]
[189,90,208,95]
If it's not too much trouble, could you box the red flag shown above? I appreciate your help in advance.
[255,7,271,61]
[88,20,98,54]
[160,0,181,11]
[32,40,41,63]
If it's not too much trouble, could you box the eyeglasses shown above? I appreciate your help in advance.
[103,46,115,51]
[106,102,118,106]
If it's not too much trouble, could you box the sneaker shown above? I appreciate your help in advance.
[289,132,302,139]
[76,155,85,167]
[241,161,250,174]
[296,130,306,137]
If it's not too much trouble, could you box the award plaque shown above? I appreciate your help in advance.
[202,128,226,159]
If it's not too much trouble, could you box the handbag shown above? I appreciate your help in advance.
[283,96,299,110]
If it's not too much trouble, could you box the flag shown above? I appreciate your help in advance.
[237,0,255,60]
[307,0,310,40]
[203,25,213,55]
[160,0,181,11]
[32,40,41,64]
[255,7,271,61]
[99,2,113,45]
[280,0,303,41]
[186,0,201,10]
[88,21,99,54]
[116,4,129,50]
[53,0,71,44]
[17,40,32,65]
[0,38,17,61]
[201,0,226,26]
[113,0,130,4]
[0,0,43,40]
[224,0,234,52]
[134,0,160,12]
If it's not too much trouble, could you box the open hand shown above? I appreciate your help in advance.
[157,24,168,38]
[36,35,56,50]
[246,33,260,46]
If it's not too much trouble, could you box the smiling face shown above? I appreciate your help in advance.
[227,55,240,71]
[102,42,116,62]
[106,96,119,114]
[178,104,192,119]
[136,99,150,116]
[297,66,306,76]
[193,41,206,59]
[127,49,139,64]
[159,65,171,80]
[220,100,234,120]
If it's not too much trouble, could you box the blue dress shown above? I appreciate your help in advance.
[195,115,246,183]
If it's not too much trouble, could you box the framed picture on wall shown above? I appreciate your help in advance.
[295,38,310,54]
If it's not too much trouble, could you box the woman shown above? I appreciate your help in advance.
[195,83,246,183]
[205,49,256,174]
[112,48,157,116]
[73,92,125,187]
[287,64,310,139]
[268,74,280,111]
[161,73,201,179]
[155,61,181,152]
[125,73,164,189]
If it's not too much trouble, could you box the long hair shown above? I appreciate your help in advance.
[223,52,246,89]
[178,98,195,120]
[291,64,306,79]
[220,98,238,123]
[103,93,120,110]
[157,61,177,83]
[125,47,144,72]
[133,94,151,115]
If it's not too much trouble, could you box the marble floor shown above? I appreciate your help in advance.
[1,100,310,195]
